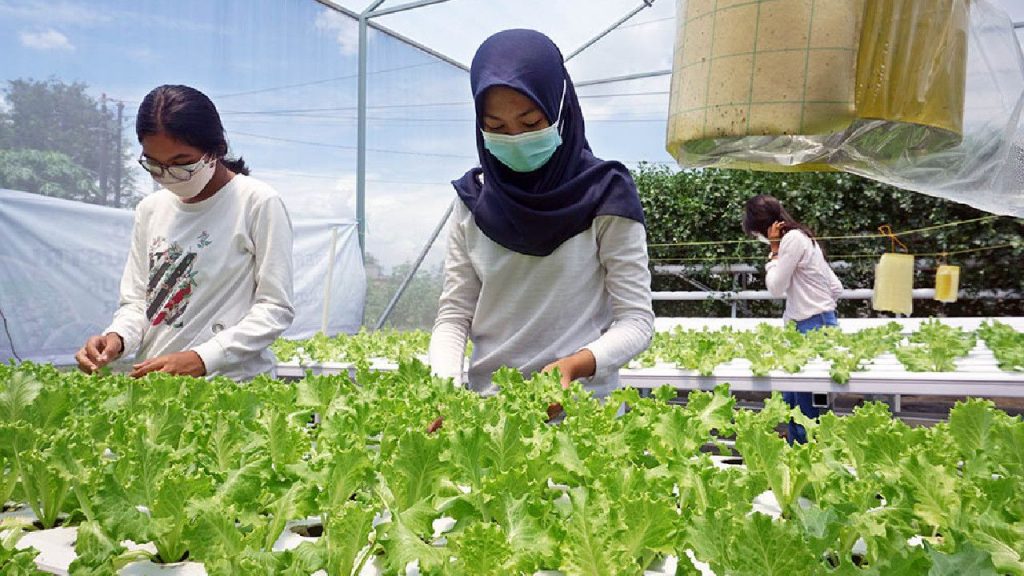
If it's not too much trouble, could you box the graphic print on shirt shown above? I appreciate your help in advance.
[146,231,212,328]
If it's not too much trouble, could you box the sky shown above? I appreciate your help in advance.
[2,0,1022,269]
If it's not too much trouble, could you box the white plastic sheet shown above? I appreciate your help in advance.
[0,189,365,365]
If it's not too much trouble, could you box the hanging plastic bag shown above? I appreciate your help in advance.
[872,226,915,314]
[852,0,969,146]
[665,0,864,171]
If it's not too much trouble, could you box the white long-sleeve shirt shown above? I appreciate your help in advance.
[765,230,843,322]
[105,175,295,380]
[429,198,654,397]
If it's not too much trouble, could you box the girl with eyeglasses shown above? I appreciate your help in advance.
[428,30,654,397]
[75,84,294,380]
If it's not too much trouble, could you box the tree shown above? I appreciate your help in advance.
[0,78,140,207]
[363,255,443,331]
[0,149,100,202]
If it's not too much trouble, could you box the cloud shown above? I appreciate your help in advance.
[253,165,453,270]
[315,8,359,56]
[127,47,155,63]
[0,1,110,26]
[364,187,453,270]
[19,29,74,51]
[256,168,358,220]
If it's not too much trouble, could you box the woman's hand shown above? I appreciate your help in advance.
[767,221,787,242]
[130,351,207,378]
[541,351,596,422]
[75,333,124,374]
[767,221,786,260]
[543,349,596,388]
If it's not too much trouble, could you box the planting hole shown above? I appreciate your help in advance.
[291,524,324,538]
[154,550,190,564]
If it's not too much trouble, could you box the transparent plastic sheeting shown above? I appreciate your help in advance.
[667,0,1024,217]
[0,189,366,365]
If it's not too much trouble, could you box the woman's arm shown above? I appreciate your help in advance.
[189,196,295,374]
[428,202,480,386]
[765,231,809,298]
[102,207,152,359]
[827,262,844,302]
[576,216,654,380]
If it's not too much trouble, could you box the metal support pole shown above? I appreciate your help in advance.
[356,4,384,259]
[99,94,110,204]
[565,0,657,62]
[322,0,466,268]
[314,0,468,71]
[374,199,454,330]
[575,69,672,88]
[368,0,453,18]
[114,101,124,208]
[731,272,738,319]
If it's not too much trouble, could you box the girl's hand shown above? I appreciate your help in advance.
[543,349,597,388]
[130,351,207,378]
[427,416,444,434]
[546,402,564,422]
[76,333,123,374]
[767,221,787,242]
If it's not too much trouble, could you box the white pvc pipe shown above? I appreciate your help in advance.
[321,227,340,335]
[652,288,1020,301]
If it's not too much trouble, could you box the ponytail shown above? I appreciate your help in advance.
[221,156,250,176]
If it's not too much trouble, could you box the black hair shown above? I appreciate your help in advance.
[135,84,250,175]
[742,194,822,250]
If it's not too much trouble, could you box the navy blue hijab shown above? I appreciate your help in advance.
[453,29,645,256]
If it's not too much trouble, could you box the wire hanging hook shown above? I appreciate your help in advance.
[878,224,909,253]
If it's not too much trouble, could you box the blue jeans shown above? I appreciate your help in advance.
[784,310,838,444]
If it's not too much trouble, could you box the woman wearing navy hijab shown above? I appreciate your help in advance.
[428,29,654,396]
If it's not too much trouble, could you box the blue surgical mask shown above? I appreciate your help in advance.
[481,83,565,173]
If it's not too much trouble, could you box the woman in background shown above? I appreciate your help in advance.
[743,194,843,443]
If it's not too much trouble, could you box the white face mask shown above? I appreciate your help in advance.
[153,156,217,200]
[754,233,772,245]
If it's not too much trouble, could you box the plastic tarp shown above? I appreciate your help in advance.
[0,189,365,364]
[667,0,1024,217]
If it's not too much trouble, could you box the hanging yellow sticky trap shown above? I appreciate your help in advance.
[935,264,961,303]
[872,225,914,314]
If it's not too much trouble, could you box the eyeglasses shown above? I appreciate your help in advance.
[137,154,210,182]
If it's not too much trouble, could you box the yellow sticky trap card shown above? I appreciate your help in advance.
[872,225,914,315]
[934,265,960,303]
